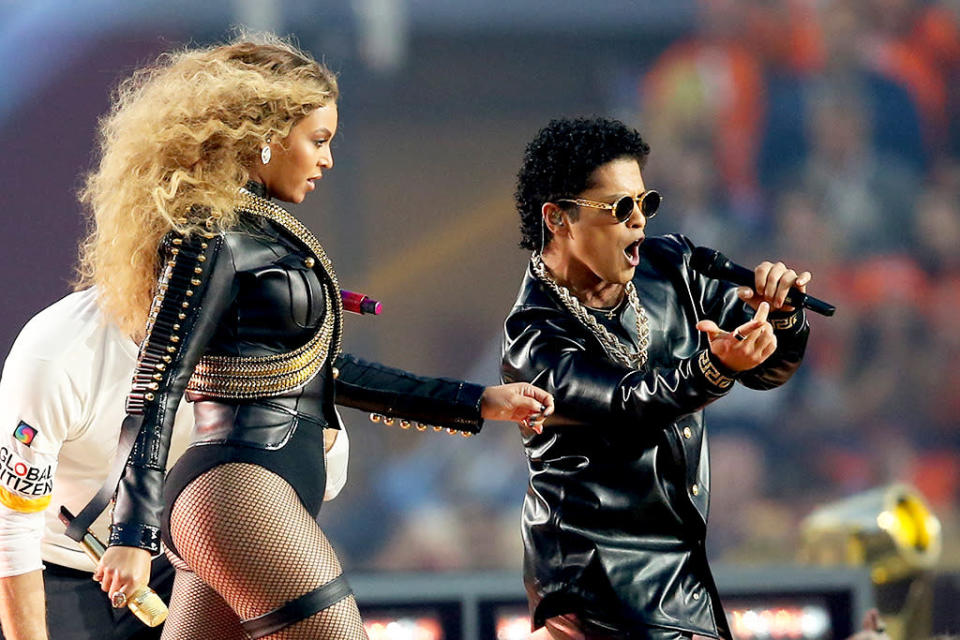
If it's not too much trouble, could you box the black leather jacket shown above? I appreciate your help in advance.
[501,235,809,638]
[109,185,484,553]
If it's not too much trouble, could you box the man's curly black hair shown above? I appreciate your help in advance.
[515,117,650,251]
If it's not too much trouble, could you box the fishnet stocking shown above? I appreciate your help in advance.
[161,567,247,639]
[165,463,367,640]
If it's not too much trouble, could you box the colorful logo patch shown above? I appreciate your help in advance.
[13,422,37,447]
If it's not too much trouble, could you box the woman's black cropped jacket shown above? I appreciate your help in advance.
[500,235,809,639]
[108,185,484,553]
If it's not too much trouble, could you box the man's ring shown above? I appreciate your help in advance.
[733,331,746,342]
[111,591,128,608]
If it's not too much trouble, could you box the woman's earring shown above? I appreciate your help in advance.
[260,144,272,165]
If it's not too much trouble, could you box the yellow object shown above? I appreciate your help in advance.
[799,484,941,584]
[0,486,50,512]
[74,526,168,627]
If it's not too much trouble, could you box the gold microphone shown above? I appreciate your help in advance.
[58,506,168,627]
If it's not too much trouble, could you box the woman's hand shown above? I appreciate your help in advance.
[696,301,778,372]
[480,383,555,433]
[94,545,152,607]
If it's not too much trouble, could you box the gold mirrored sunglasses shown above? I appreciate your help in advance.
[557,190,661,223]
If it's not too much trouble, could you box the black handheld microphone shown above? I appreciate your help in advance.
[690,247,835,317]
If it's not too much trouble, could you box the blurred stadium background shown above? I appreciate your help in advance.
[2,1,959,638]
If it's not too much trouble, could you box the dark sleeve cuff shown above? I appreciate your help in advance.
[108,522,161,554]
[368,381,484,436]
[768,309,805,334]
[455,381,485,432]
[695,349,737,393]
[336,354,485,435]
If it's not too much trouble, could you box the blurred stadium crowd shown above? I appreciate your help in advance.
[635,0,960,565]
[325,0,960,574]
[1,0,956,581]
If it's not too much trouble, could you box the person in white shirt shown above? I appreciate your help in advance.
[0,288,349,640]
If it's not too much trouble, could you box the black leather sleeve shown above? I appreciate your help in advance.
[501,306,736,429]
[737,307,808,390]
[682,236,810,392]
[333,354,484,433]
[109,233,236,552]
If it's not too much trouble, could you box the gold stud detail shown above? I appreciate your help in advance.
[194,267,202,275]
[172,238,183,245]
[399,419,410,428]
[304,257,316,268]
[148,382,159,391]
[171,248,180,255]
[181,189,344,400]
[145,393,155,401]
[433,426,443,432]
[191,279,201,286]
[155,363,166,371]
[691,484,700,496]
[201,242,208,249]
[370,413,382,423]
[178,313,186,320]
[170,335,180,343]
[332,367,339,379]
[163,355,172,363]
[153,373,163,381]
[416,423,427,431]
[683,427,692,439]
[197,255,206,262]
[461,431,473,438]
[383,417,395,426]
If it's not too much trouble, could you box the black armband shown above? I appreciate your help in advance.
[108,522,161,552]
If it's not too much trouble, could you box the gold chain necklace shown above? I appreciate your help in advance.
[531,253,649,370]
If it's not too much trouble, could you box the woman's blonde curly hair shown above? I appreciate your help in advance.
[75,33,338,338]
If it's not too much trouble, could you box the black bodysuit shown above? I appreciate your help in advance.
[109,182,486,558]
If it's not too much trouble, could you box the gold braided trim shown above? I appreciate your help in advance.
[187,294,334,398]
[185,189,342,399]
[698,350,734,390]
[236,188,343,358]
[770,311,800,331]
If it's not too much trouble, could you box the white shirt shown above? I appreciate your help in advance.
[0,289,348,577]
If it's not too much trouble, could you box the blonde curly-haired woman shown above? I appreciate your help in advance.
[75,35,553,639]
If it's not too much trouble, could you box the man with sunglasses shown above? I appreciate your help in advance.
[502,117,812,640]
